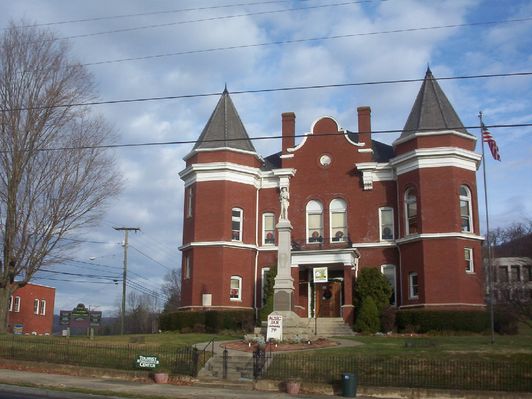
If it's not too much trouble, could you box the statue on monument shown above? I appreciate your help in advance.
[279,186,290,221]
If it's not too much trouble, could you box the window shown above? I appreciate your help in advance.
[34,299,40,315]
[186,187,193,218]
[40,299,46,315]
[8,296,13,312]
[330,199,347,242]
[263,213,275,245]
[379,207,394,240]
[261,268,271,305]
[231,208,243,241]
[465,248,474,273]
[14,296,21,312]
[409,272,419,299]
[511,265,521,282]
[230,276,242,301]
[306,200,323,243]
[499,266,509,282]
[460,186,473,232]
[184,255,191,279]
[404,188,418,235]
[526,265,532,282]
[381,265,396,305]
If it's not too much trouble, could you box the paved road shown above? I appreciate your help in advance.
[0,384,123,399]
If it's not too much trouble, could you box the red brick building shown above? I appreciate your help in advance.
[179,69,485,324]
[7,283,55,335]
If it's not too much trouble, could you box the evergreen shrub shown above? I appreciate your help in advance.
[160,309,254,333]
[354,297,380,333]
[395,310,489,333]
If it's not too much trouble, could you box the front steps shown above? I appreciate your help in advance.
[197,352,255,382]
[310,317,355,337]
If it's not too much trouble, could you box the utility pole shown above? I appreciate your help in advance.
[113,226,140,335]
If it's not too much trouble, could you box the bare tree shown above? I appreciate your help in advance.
[0,22,122,332]
[161,268,181,313]
[126,291,159,334]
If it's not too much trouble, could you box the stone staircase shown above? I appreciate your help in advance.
[197,352,255,383]
[311,317,355,337]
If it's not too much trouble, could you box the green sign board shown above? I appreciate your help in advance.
[136,355,160,369]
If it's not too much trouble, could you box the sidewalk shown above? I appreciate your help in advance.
[0,368,368,398]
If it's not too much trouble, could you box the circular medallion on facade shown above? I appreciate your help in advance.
[319,154,332,167]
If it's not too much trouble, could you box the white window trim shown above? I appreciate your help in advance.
[460,185,473,233]
[9,296,13,312]
[409,272,419,299]
[230,275,242,301]
[232,208,243,242]
[329,198,347,243]
[261,267,270,306]
[381,264,397,306]
[306,200,323,244]
[404,189,417,236]
[262,213,275,246]
[379,207,395,241]
[34,299,40,315]
[40,299,47,316]
[14,296,21,312]
[465,248,474,273]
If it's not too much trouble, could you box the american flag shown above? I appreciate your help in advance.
[482,124,501,161]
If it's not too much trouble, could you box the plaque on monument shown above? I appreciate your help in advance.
[266,314,283,342]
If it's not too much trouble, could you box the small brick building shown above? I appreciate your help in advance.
[7,282,55,335]
[179,69,486,324]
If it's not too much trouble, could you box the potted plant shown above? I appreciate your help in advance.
[285,378,301,394]
[152,365,170,384]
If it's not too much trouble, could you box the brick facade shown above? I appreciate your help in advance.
[179,70,486,323]
[7,283,55,335]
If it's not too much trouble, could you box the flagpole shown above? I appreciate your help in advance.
[479,111,495,344]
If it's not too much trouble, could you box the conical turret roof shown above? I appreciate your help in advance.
[401,68,470,138]
[193,87,256,153]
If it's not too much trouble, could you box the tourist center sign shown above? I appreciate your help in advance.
[136,355,160,369]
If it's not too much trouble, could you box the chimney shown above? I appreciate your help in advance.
[357,106,371,146]
[282,112,296,153]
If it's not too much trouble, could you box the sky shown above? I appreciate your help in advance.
[1,0,531,316]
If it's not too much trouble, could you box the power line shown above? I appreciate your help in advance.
[11,0,314,28]
[34,276,117,285]
[44,1,384,42]
[129,244,172,271]
[2,71,531,113]
[83,17,532,67]
[38,268,121,280]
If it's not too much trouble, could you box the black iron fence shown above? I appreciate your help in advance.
[0,335,197,376]
[260,353,532,392]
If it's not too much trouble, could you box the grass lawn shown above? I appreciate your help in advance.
[65,332,237,347]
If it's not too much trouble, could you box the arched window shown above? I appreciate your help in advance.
[330,199,347,242]
[230,275,242,301]
[306,200,323,243]
[231,208,243,241]
[262,213,275,245]
[460,185,473,232]
[404,188,418,235]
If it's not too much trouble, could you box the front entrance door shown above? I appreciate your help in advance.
[316,281,341,317]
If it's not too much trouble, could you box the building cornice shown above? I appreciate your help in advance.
[179,241,258,251]
[395,232,484,245]
[291,248,360,269]
[183,146,262,162]
[389,147,482,175]
[392,129,477,147]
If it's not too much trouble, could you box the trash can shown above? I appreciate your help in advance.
[341,372,357,397]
